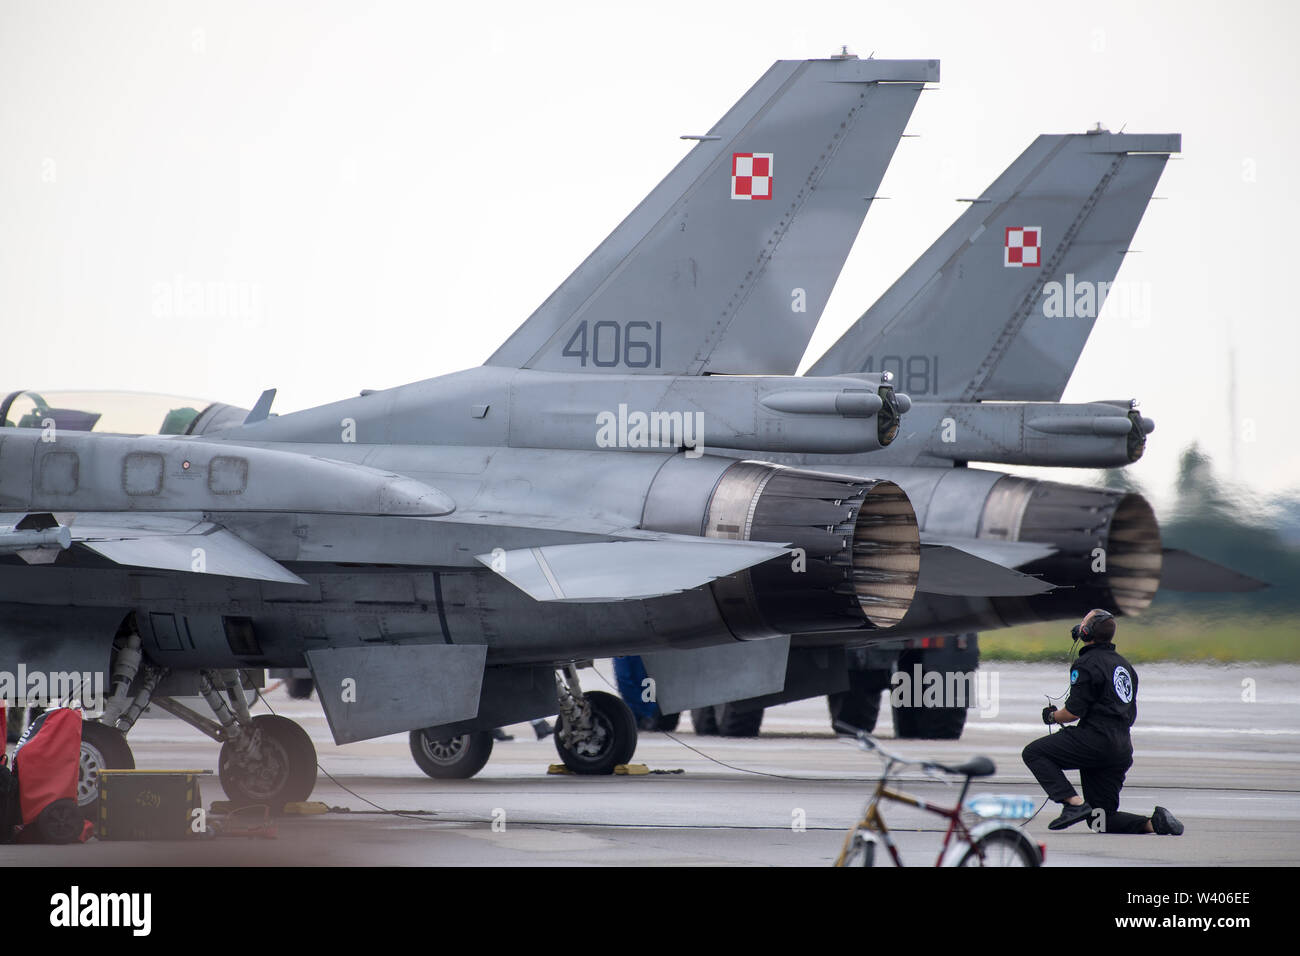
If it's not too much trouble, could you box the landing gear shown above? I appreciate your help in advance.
[690,706,719,736]
[409,729,494,779]
[69,624,320,813]
[285,678,314,700]
[649,712,680,732]
[218,714,317,809]
[891,649,969,740]
[689,703,763,737]
[77,721,135,821]
[553,665,637,775]
[713,703,763,737]
[827,668,890,735]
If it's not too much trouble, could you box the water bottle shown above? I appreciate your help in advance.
[965,793,1036,820]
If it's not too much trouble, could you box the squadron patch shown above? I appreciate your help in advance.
[732,153,773,200]
[1070,668,1078,684]
[1004,226,1041,267]
[1113,665,1134,703]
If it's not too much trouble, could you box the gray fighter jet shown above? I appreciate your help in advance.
[652,128,1264,741]
[1,55,949,809]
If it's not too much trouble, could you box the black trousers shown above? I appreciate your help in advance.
[1022,726,1150,834]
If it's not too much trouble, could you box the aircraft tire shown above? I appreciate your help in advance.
[714,703,763,737]
[408,730,494,780]
[891,699,968,740]
[652,712,681,732]
[828,685,882,734]
[554,690,637,775]
[78,721,135,821]
[689,707,719,735]
[219,714,317,810]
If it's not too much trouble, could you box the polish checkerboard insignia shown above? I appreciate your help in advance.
[731,153,773,200]
[1004,226,1042,267]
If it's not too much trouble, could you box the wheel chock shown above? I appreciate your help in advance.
[547,764,574,775]
[614,763,650,775]
[284,801,331,815]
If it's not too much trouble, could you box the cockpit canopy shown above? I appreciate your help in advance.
[0,390,249,436]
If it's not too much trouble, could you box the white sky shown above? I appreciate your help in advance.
[1,0,1296,509]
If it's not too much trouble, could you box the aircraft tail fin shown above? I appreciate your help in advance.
[486,56,938,376]
[807,130,1180,400]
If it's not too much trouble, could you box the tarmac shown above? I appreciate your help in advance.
[2,660,1297,866]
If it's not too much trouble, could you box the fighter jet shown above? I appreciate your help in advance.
[0,55,942,810]
[649,128,1264,741]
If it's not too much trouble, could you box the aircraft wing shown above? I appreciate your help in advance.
[0,511,307,585]
[476,537,791,602]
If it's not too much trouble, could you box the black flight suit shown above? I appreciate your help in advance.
[1021,641,1150,834]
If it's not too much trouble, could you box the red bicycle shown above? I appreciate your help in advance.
[833,727,1043,867]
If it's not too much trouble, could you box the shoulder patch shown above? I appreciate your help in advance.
[1070,668,1079,684]
[1112,666,1134,703]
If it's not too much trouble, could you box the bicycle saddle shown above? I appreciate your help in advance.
[935,756,996,777]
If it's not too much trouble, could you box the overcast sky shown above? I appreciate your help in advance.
[1,0,1295,509]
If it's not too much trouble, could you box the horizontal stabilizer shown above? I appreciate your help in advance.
[918,543,1055,596]
[920,533,1057,569]
[476,538,790,602]
[306,644,488,744]
[1159,548,1268,593]
[640,635,791,714]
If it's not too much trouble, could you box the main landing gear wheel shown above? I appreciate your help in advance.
[409,729,494,780]
[690,706,719,736]
[690,703,762,737]
[714,703,763,737]
[78,721,135,822]
[218,714,317,810]
[828,669,890,734]
[554,690,637,775]
[285,678,314,700]
[892,697,968,740]
[652,712,681,732]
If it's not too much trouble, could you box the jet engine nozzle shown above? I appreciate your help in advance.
[644,458,919,638]
[979,476,1162,619]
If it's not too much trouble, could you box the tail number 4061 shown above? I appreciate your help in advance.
[562,321,663,369]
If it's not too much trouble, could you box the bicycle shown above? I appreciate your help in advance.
[832,725,1043,867]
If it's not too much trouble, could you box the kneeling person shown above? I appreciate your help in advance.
[1021,609,1183,835]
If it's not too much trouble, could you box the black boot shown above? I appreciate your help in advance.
[1150,806,1184,835]
[1048,802,1093,831]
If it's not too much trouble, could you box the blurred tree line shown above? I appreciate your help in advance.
[1101,445,1300,616]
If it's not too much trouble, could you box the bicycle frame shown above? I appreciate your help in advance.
[834,754,981,867]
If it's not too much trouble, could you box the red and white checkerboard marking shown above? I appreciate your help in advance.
[1004,226,1042,267]
[731,153,773,200]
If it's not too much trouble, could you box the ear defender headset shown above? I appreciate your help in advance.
[1070,608,1115,643]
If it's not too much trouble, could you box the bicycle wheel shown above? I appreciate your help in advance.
[958,829,1039,867]
[841,832,876,867]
